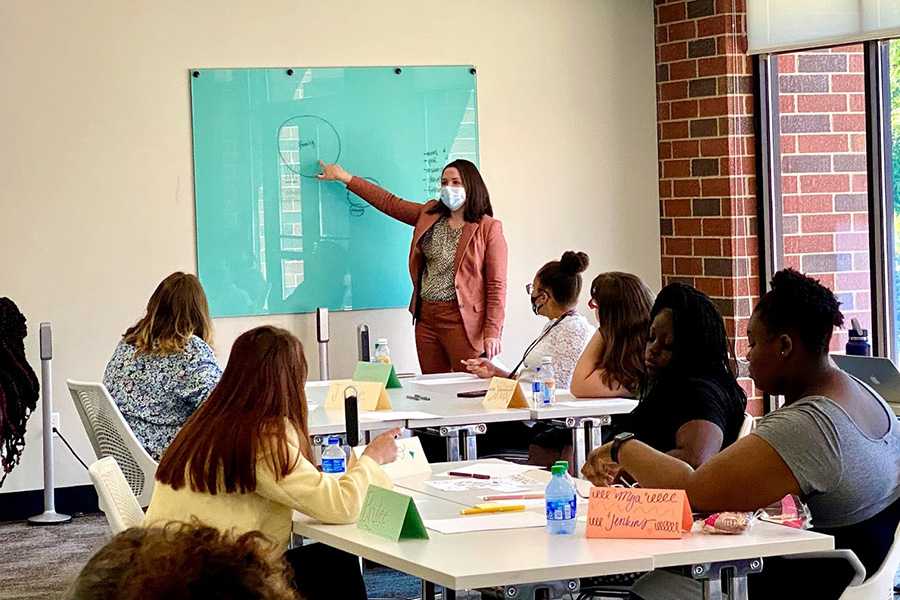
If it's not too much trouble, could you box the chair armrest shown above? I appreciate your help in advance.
[780,549,866,587]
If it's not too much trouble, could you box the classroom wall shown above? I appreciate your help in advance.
[0,0,660,495]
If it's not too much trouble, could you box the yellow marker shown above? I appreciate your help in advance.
[459,504,526,516]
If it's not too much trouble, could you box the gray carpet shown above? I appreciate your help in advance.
[0,514,110,600]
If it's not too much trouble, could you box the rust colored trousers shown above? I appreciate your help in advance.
[415,300,481,374]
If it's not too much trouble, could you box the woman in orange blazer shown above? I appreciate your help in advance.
[318,159,508,374]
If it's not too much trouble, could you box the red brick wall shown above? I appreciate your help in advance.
[655,0,762,413]
[777,46,871,352]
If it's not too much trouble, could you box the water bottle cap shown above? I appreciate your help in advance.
[327,436,340,445]
[541,356,553,363]
[377,338,388,345]
[551,465,567,475]
[554,460,569,469]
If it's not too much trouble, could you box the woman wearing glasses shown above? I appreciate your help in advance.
[463,251,593,388]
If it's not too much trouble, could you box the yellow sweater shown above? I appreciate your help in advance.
[144,426,392,550]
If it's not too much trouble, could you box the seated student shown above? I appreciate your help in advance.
[66,522,299,600]
[583,269,900,600]
[145,325,399,600]
[528,271,654,467]
[606,282,747,469]
[103,272,222,461]
[463,251,593,389]
[569,272,654,398]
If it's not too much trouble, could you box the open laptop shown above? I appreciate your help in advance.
[832,354,900,414]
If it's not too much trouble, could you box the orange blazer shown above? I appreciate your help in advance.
[348,177,508,351]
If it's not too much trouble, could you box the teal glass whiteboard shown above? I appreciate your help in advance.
[190,66,478,317]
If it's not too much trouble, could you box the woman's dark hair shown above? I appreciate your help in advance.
[753,268,844,355]
[156,326,313,494]
[66,522,299,600]
[0,298,39,486]
[647,283,745,402]
[426,159,493,222]
[535,251,590,307]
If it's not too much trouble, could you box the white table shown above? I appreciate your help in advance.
[294,460,834,600]
[304,375,637,468]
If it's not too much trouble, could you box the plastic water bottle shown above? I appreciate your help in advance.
[321,437,346,477]
[546,463,577,535]
[532,366,545,407]
[846,318,871,356]
[374,338,391,364]
[554,460,576,487]
[540,356,556,406]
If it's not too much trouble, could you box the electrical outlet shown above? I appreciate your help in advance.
[51,412,60,432]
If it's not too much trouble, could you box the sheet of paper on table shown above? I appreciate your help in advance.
[424,473,543,493]
[440,463,536,479]
[307,403,320,412]
[424,511,546,534]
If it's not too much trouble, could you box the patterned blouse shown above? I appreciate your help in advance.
[518,314,593,389]
[419,217,463,302]
[102,335,222,461]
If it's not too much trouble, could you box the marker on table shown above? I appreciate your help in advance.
[447,471,491,480]
[460,504,526,516]
[406,394,431,401]
[481,493,544,501]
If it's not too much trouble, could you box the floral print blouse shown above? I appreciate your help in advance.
[102,335,222,461]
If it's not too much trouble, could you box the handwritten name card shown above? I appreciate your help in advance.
[352,361,402,389]
[586,487,693,539]
[482,377,529,409]
[357,486,428,541]
[325,380,392,411]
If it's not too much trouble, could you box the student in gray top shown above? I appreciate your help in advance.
[582,268,900,600]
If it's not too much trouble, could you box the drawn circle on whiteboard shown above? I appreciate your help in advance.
[277,115,341,179]
[346,177,380,217]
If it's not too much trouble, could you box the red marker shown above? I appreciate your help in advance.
[447,471,491,480]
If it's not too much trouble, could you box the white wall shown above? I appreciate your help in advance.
[0,0,660,494]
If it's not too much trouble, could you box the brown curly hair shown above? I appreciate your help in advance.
[66,522,301,600]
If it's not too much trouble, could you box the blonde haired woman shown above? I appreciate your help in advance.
[103,272,221,460]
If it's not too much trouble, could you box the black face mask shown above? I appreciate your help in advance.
[530,294,545,316]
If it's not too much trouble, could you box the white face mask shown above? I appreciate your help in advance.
[440,185,467,211]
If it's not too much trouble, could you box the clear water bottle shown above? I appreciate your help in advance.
[374,338,391,364]
[540,356,556,406]
[321,437,346,477]
[846,318,871,356]
[554,460,575,487]
[546,463,577,535]
[532,366,545,407]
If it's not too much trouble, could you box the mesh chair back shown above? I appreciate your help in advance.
[89,456,145,533]
[67,380,157,506]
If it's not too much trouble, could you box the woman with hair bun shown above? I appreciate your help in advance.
[464,250,593,389]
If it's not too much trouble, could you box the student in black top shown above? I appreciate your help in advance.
[612,283,746,469]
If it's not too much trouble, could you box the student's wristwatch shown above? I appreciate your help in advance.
[610,432,636,464]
